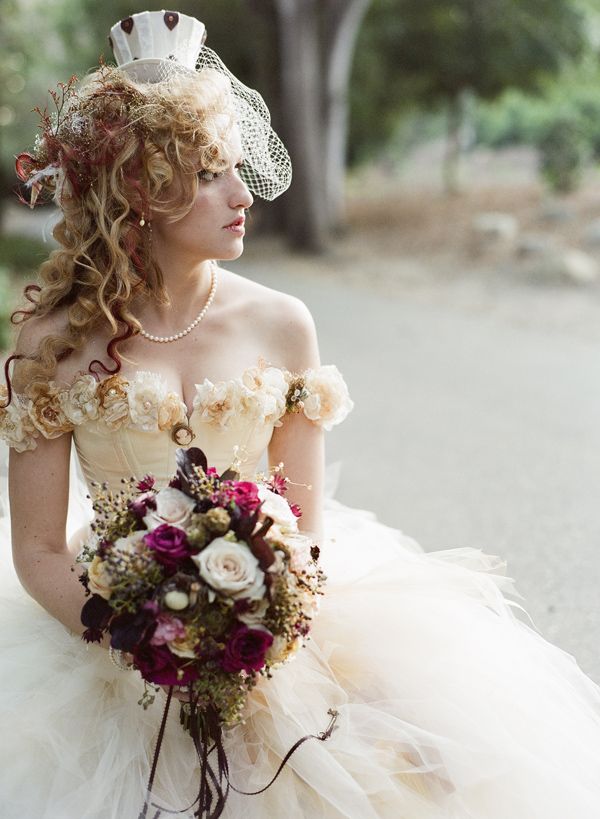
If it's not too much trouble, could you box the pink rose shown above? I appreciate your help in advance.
[221,624,274,673]
[231,481,261,513]
[144,524,192,570]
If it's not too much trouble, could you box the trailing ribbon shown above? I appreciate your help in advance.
[138,687,339,819]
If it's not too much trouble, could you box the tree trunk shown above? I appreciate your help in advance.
[274,0,328,252]
[322,0,371,233]
[443,95,464,196]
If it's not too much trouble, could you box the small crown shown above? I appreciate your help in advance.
[108,10,207,83]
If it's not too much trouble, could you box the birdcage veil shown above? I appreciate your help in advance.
[109,10,292,201]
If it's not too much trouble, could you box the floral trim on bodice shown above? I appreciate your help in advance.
[0,362,353,453]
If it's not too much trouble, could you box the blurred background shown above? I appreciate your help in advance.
[2,0,600,679]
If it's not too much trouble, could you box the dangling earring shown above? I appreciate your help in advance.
[139,212,147,227]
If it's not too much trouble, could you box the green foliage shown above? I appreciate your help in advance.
[0,233,48,276]
[537,117,590,193]
[350,0,589,164]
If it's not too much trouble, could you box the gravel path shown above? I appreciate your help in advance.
[235,242,600,683]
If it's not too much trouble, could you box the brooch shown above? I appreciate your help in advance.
[171,422,195,446]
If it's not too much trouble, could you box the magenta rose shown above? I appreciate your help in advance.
[133,643,198,686]
[231,481,262,514]
[221,624,274,673]
[144,524,192,569]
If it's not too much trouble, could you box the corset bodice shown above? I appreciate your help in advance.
[0,363,353,491]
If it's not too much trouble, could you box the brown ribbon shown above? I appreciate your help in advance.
[138,688,339,819]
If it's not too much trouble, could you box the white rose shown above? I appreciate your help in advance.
[59,374,100,425]
[302,365,354,431]
[87,555,113,599]
[114,530,147,554]
[192,537,265,600]
[237,597,269,625]
[284,532,315,572]
[258,487,298,532]
[143,487,196,531]
[266,634,302,667]
[128,371,166,431]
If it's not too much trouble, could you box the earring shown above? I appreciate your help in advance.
[139,213,147,227]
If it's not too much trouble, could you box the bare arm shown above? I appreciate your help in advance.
[267,295,324,542]
[9,433,92,637]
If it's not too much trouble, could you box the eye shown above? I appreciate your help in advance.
[197,169,224,182]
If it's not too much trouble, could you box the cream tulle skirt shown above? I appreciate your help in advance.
[1,475,600,818]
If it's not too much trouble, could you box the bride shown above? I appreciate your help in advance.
[2,10,600,819]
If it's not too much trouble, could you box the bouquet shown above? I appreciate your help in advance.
[77,447,336,819]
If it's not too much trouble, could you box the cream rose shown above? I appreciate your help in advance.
[128,371,165,431]
[192,537,265,600]
[87,555,112,599]
[113,530,147,554]
[301,365,354,431]
[59,374,100,425]
[158,392,187,431]
[193,379,242,429]
[143,487,196,531]
[0,394,38,452]
[27,383,74,439]
[237,597,269,626]
[96,375,130,430]
[257,487,298,532]
[266,634,302,666]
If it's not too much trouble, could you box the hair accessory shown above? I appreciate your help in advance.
[108,9,292,201]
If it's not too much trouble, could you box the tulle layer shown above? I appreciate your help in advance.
[1,498,600,818]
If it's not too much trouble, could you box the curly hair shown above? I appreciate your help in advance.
[5,63,237,403]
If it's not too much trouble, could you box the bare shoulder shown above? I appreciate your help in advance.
[13,308,69,357]
[220,268,319,372]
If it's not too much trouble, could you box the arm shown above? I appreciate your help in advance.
[7,313,99,640]
[9,433,92,638]
[267,295,324,542]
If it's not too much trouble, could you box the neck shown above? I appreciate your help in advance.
[148,242,216,324]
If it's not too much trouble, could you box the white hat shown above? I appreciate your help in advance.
[109,10,206,83]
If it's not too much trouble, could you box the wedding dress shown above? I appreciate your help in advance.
[1,361,600,819]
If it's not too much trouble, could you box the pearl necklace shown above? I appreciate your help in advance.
[139,263,218,343]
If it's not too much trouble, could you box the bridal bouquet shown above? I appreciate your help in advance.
[78,447,324,720]
[77,448,331,818]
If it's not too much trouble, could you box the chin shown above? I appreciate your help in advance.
[217,241,245,262]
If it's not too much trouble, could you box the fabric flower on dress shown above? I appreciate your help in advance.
[242,365,288,426]
[193,379,246,429]
[27,382,74,439]
[0,388,38,452]
[59,374,100,425]
[300,365,354,431]
[96,375,130,430]
[128,371,166,432]
[158,391,187,431]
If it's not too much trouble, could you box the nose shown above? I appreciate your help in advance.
[229,173,254,210]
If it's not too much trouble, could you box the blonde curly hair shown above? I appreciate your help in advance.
[6,63,237,400]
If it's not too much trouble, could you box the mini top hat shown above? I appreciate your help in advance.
[109,10,206,83]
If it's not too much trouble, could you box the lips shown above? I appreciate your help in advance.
[223,216,245,228]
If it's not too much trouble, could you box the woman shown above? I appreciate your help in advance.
[2,10,600,819]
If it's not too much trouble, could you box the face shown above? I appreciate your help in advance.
[151,126,254,263]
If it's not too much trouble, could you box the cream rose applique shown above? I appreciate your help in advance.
[242,365,287,426]
[193,379,246,429]
[96,375,130,430]
[0,387,38,452]
[127,371,185,433]
[298,365,354,431]
[59,374,100,425]
[27,381,74,439]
